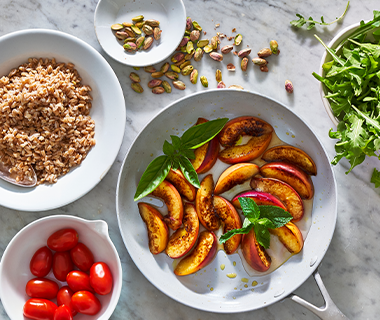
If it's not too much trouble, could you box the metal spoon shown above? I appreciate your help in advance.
[0,161,37,187]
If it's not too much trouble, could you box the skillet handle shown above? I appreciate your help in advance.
[289,269,350,320]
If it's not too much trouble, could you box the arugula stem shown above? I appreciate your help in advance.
[314,35,345,66]
[351,105,380,132]
[305,1,349,26]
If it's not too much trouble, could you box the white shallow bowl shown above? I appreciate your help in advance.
[0,215,122,320]
[0,29,126,211]
[116,90,337,313]
[94,0,186,67]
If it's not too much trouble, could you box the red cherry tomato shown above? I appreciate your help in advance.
[47,229,78,252]
[71,291,101,315]
[53,305,73,320]
[53,251,74,282]
[70,243,94,271]
[90,262,113,295]
[26,278,59,300]
[57,286,77,316]
[23,298,58,320]
[30,246,53,278]
[66,270,93,292]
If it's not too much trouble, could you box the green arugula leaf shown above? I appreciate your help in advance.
[134,155,172,201]
[219,218,253,244]
[371,168,380,188]
[258,206,293,228]
[254,222,271,249]
[181,118,228,149]
[178,156,200,188]
[238,197,260,222]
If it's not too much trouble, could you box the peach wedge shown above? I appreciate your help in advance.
[151,180,183,230]
[166,169,196,202]
[261,145,317,175]
[231,190,286,210]
[269,222,304,254]
[165,203,199,259]
[138,202,169,255]
[214,163,259,195]
[213,196,242,254]
[241,228,271,272]
[174,231,218,276]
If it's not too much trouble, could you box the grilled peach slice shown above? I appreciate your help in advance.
[174,231,218,276]
[251,177,304,221]
[241,228,271,272]
[190,118,220,174]
[214,163,259,195]
[166,169,196,202]
[260,162,314,199]
[231,190,286,210]
[213,196,242,254]
[195,174,219,231]
[218,116,273,164]
[262,145,317,175]
[165,203,199,259]
[269,222,303,254]
[138,202,169,255]
[151,180,183,230]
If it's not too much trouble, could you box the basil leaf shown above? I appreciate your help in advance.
[238,197,260,221]
[171,158,180,171]
[170,135,182,149]
[259,206,293,228]
[180,148,196,160]
[178,156,200,188]
[163,140,175,156]
[134,155,172,201]
[181,118,228,149]
[219,218,253,244]
[254,222,271,249]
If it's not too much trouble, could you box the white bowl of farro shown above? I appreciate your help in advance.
[94,0,186,67]
[0,29,126,211]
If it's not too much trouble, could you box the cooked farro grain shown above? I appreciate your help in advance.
[0,57,96,184]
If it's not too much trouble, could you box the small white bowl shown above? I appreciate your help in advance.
[94,0,186,67]
[0,215,122,320]
[318,22,380,127]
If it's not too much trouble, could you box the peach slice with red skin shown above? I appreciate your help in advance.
[231,190,286,210]
[151,180,183,230]
[260,162,314,199]
[174,231,218,276]
[251,177,304,222]
[214,163,259,195]
[165,203,199,259]
[213,196,242,254]
[195,174,219,231]
[138,202,169,255]
[262,145,317,176]
[241,228,271,272]
[190,118,220,174]
[218,116,273,164]
[269,222,304,254]
[166,169,196,202]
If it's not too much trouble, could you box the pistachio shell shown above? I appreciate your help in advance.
[227,63,236,71]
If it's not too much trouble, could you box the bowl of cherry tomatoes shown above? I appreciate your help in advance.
[0,215,122,320]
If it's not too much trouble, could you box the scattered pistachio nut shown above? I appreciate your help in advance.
[165,71,179,80]
[180,46,187,53]
[111,23,124,31]
[132,15,144,22]
[162,80,172,93]
[171,65,181,73]
[260,65,269,72]
[186,17,192,31]
[181,65,194,76]
[125,37,136,43]
[173,80,186,90]
[145,19,160,27]
[210,36,218,50]
[180,60,191,69]
[152,86,165,94]
[234,34,243,45]
[270,40,279,55]
[160,62,170,73]
[131,25,142,35]
[179,36,190,47]
[215,69,222,82]
[122,22,133,27]
[174,58,186,67]
[217,81,226,88]
[229,85,244,90]
[238,48,251,58]
[194,48,203,62]
[143,37,154,50]
[184,30,191,36]
[124,27,135,38]
[190,30,200,42]
[203,45,213,53]
[123,42,137,51]
[200,76,208,87]
[136,36,145,48]
[258,48,272,58]
[171,52,185,63]
[148,79,163,88]
[209,52,223,62]
[153,28,162,40]
[131,82,143,93]
[185,52,194,61]
[129,72,141,83]
[227,63,236,71]
[192,21,202,31]
[186,41,195,54]
[241,57,248,71]
[133,66,140,71]
[252,57,268,66]
[115,31,129,40]
[151,71,164,78]
[221,45,234,54]
[285,80,293,93]
[142,24,153,35]
[197,39,209,48]
[144,66,156,73]
[190,69,198,84]
[135,21,144,29]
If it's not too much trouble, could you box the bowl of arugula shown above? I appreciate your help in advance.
[313,10,380,178]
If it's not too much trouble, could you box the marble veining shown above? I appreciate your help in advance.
[0,0,379,319]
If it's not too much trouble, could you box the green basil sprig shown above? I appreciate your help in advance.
[134,118,228,201]
[219,197,292,249]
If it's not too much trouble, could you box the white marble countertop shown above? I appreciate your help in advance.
[0,0,379,319]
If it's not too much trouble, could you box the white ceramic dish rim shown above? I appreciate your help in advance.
[0,215,123,320]
[94,0,186,67]
[116,89,338,313]
[0,29,126,211]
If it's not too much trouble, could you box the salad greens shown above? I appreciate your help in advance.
[290,1,349,30]
[312,11,380,186]
[219,197,292,249]
[134,118,228,201]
